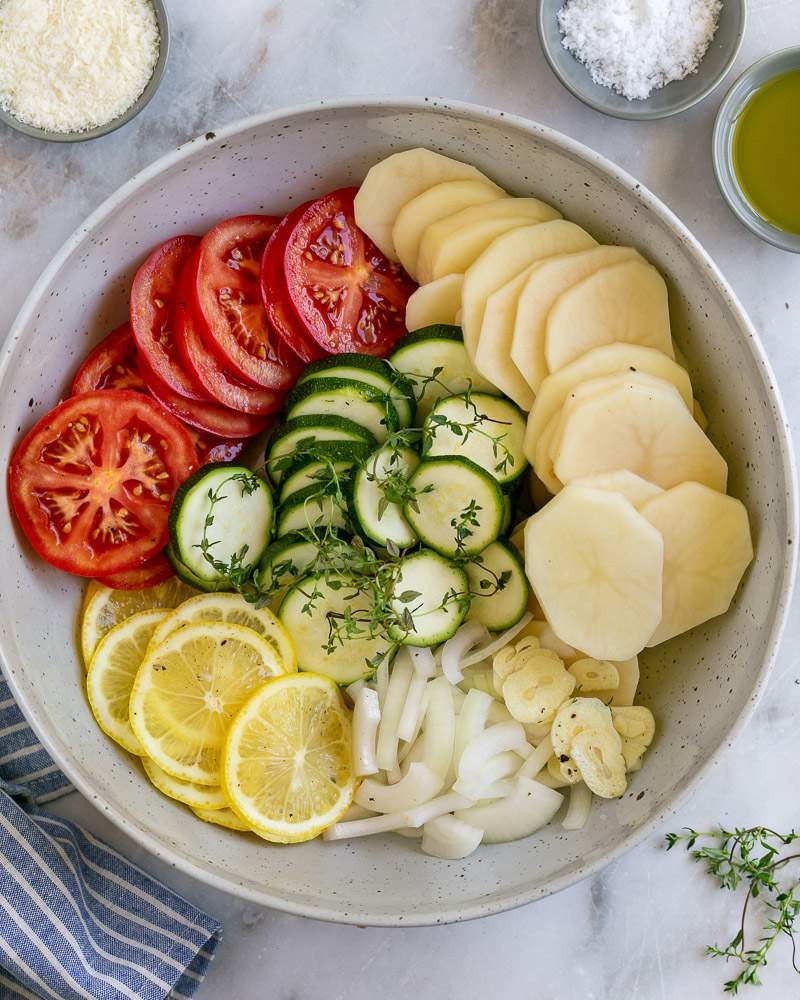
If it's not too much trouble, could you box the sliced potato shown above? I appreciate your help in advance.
[393,180,506,279]
[693,399,709,431]
[640,482,753,646]
[463,219,596,359]
[354,148,499,260]
[417,197,561,284]
[405,274,464,331]
[569,470,663,510]
[524,486,663,660]
[545,260,673,373]
[551,377,728,493]
[510,246,641,392]
[523,342,694,467]
[475,269,537,408]
[592,657,640,707]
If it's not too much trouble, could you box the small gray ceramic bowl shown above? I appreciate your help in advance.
[713,47,800,253]
[537,0,745,120]
[0,0,168,143]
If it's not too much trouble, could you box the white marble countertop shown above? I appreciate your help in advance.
[2,1,800,997]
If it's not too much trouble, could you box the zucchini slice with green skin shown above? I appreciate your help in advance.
[285,377,399,443]
[166,544,230,593]
[351,445,419,548]
[256,530,341,594]
[277,441,371,505]
[388,548,469,646]
[423,391,528,486]
[500,494,513,535]
[403,456,504,557]
[278,572,395,683]
[297,353,416,428]
[168,464,273,585]
[265,415,377,485]
[274,484,349,538]
[389,325,497,421]
[466,540,529,632]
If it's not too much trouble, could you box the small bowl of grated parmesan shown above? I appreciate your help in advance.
[0,0,168,142]
[537,0,745,120]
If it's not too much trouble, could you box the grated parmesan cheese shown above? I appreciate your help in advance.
[0,0,159,133]
[557,0,722,102]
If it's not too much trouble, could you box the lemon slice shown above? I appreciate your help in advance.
[86,609,168,755]
[222,673,355,843]
[130,621,283,785]
[193,806,251,831]
[141,757,228,811]
[148,592,295,671]
[80,578,197,666]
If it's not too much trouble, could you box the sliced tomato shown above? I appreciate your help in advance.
[175,253,286,415]
[130,235,211,401]
[192,215,300,389]
[140,365,270,439]
[9,390,197,577]
[96,551,174,590]
[186,428,245,466]
[283,187,417,356]
[260,204,327,364]
[71,323,145,395]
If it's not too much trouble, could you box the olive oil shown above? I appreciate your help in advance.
[732,68,800,236]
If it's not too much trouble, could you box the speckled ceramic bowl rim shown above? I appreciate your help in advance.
[712,47,800,252]
[1,97,796,926]
[536,0,746,121]
[0,0,169,143]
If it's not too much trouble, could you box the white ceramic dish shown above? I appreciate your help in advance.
[0,99,795,926]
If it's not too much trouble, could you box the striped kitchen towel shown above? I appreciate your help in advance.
[0,672,223,1000]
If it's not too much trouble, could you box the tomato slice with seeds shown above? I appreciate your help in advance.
[9,390,197,578]
[71,323,145,395]
[96,551,174,590]
[260,204,327,364]
[186,428,245,467]
[283,187,417,356]
[130,235,211,401]
[175,254,286,416]
[192,215,300,389]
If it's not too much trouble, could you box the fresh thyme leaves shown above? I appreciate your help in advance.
[196,471,262,594]
[666,826,800,994]
[424,382,515,478]
[451,499,483,557]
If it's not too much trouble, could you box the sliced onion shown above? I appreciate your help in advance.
[453,689,493,769]
[562,782,593,831]
[355,762,443,813]
[517,733,553,781]
[458,664,500,699]
[339,802,376,822]
[455,777,563,844]
[408,645,436,679]
[452,750,521,800]
[457,721,532,786]
[352,686,381,776]
[346,679,365,704]
[404,791,474,828]
[422,815,483,860]
[385,764,403,785]
[323,811,409,841]
[397,671,427,743]
[376,657,390,707]
[487,700,513,725]
[421,676,456,781]
[459,612,533,669]
[441,621,490,685]
[375,654,413,771]
[397,687,429,764]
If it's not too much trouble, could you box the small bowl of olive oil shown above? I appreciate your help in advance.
[713,47,800,252]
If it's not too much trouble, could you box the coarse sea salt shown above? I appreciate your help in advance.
[557,0,722,101]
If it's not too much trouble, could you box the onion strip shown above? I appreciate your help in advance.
[562,782,593,831]
[458,722,532,786]
[459,612,533,669]
[351,686,381,776]
[408,645,436,679]
[397,671,427,743]
[375,654,413,772]
[355,762,442,813]
[517,734,553,781]
[441,621,490,685]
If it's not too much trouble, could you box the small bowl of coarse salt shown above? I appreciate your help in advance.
[537,0,745,120]
[0,0,168,142]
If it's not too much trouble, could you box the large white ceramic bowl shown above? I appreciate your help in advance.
[0,99,795,926]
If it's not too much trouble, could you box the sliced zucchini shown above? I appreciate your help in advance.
[256,531,333,594]
[403,456,504,557]
[466,541,529,632]
[278,440,369,505]
[274,484,349,538]
[297,354,415,428]
[265,416,376,485]
[424,391,528,486]
[278,573,395,683]
[168,464,273,585]
[389,325,498,422]
[388,549,469,647]
[166,544,229,593]
[351,445,419,548]
[285,377,399,444]
[500,494,513,535]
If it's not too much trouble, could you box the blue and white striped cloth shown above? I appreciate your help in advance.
[0,672,223,1000]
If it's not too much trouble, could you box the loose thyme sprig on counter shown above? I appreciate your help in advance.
[666,826,800,994]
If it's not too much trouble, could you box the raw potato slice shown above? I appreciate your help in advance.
[640,482,753,646]
[570,471,663,510]
[405,274,464,331]
[510,246,641,392]
[592,657,640,707]
[354,147,499,259]
[545,259,674,373]
[524,486,664,660]
[463,219,597,359]
[693,399,709,431]
[393,180,507,278]
[552,378,728,492]
[523,342,694,466]
[417,198,561,284]
[475,268,538,408]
